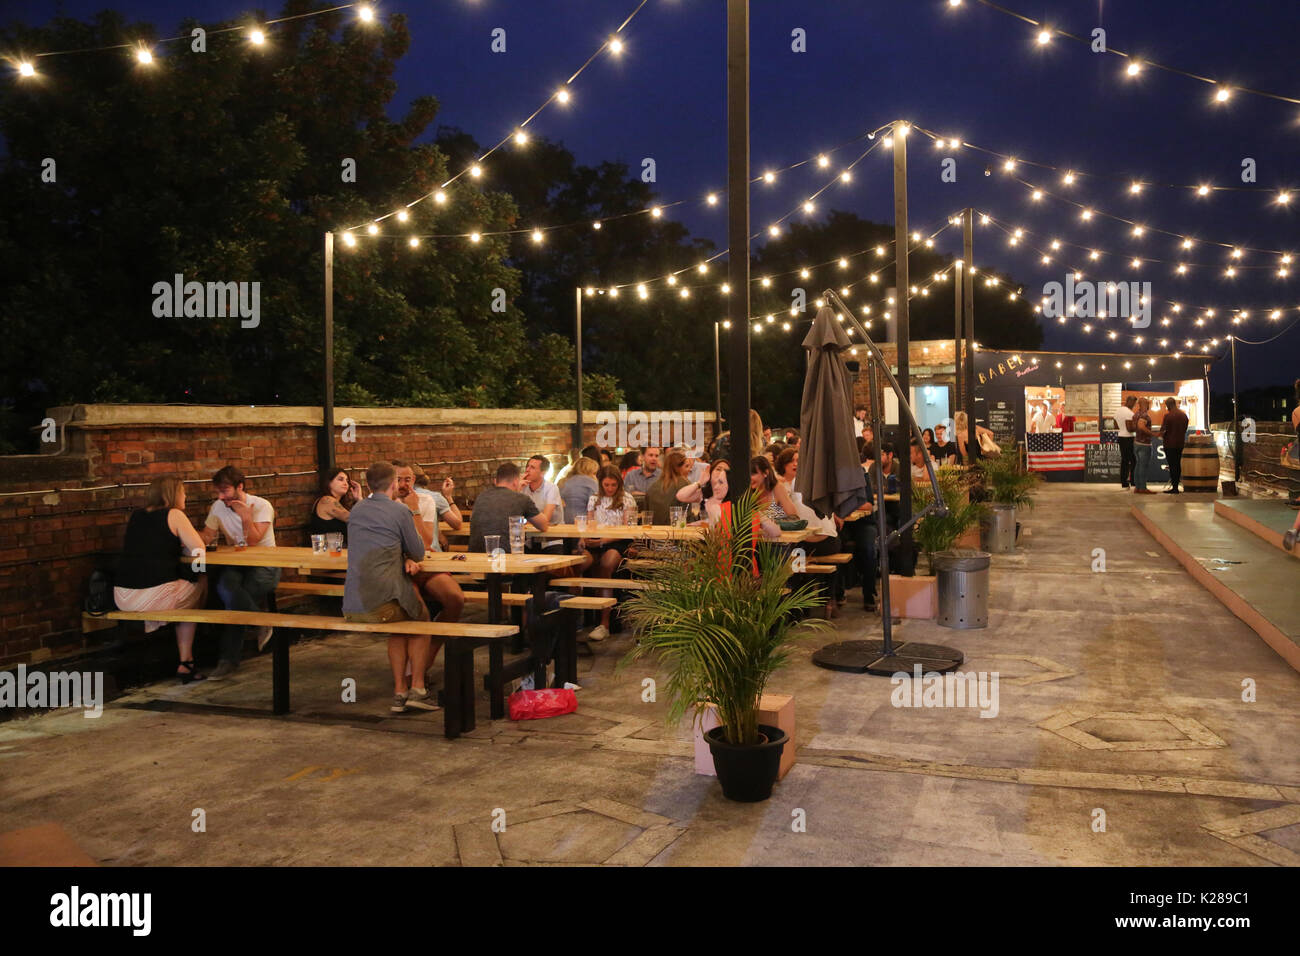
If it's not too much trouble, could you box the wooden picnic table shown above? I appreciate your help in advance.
[191,546,583,736]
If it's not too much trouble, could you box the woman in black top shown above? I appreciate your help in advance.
[310,467,361,541]
[114,477,208,682]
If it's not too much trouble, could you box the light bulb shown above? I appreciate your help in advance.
[469,165,482,179]
[637,284,648,298]
[840,171,852,183]
[721,283,731,294]
[136,48,153,64]
[556,89,570,104]
[609,38,623,54]
[706,193,719,205]
[1129,182,1143,194]
[249,29,265,45]
[763,171,776,184]
[768,225,780,237]
[1126,60,1141,76]
[1215,86,1231,102]
[839,258,848,269]
[650,206,662,218]
[531,229,544,243]
[469,232,481,243]
[592,221,602,230]
[408,237,420,248]
[799,269,810,279]
[817,154,830,167]
[341,232,356,247]
[358,5,375,22]
[1031,189,1043,201]
[1036,30,1051,44]
[803,201,815,214]
[396,210,409,222]
[1063,171,1075,185]
[514,131,528,146]
[1197,185,1210,197]
[366,223,379,235]
[761,276,772,287]
[609,288,619,298]
[434,190,447,204]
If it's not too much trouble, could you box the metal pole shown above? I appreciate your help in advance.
[1231,333,1240,482]
[953,234,962,417]
[574,287,584,451]
[726,0,751,491]
[714,321,723,433]
[892,121,913,572]
[962,209,976,456]
[319,232,335,472]
[868,359,894,655]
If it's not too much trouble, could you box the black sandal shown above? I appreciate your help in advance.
[178,660,206,684]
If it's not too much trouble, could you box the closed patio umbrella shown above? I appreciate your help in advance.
[798,304,869,520]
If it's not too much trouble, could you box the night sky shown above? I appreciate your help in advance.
[18,0,1300,395]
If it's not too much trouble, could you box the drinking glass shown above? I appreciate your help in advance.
[310,534,327,554]
[235,536,248,551]
[326,532,344,556]
[640,510,654,528]
[484,535,501,556]
[574,514,588,533]
[508,515,525,554]
[670,506,685,528]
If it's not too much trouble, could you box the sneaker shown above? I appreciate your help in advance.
[390,694,408,714]
[404,687,440,711]
[206,659,237,681]
[1284,529,1297,552]
[1163,488,1180,494]
[256,626,274,652]
[587,625,609,642]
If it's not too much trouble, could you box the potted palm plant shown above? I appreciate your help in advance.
[620,492,828,802]
[911,467,986,575]
[979,443,1039,553]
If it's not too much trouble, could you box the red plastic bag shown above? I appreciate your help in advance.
[508,688,578,721]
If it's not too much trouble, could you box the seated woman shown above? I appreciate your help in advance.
[114,476,209,683]
[676,458,728,524]
[645,449,693,524]
[310,467,361,542]
[921,428,936,456]
[750,455,799,524]
[775,446,799,495]
[619,449,641,479]
[582,465,638,641]
[953,411,997,466]
[559,456,600,528]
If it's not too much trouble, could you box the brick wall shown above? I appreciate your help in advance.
[0,404,715,667]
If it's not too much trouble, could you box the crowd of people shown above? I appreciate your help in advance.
[109,406,995,711]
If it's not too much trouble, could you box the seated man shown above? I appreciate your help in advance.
[521,455,564,556]
[393,462,465,669]
[622,447,662,495]
[909,438,928,482]
[932,424,957,465]
[343,461,439,715]
[199,466,278,680]
[468,462,550,553]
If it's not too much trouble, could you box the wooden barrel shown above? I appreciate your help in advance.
[1181,434,1220,492]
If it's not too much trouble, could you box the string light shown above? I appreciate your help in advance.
[249,29,266,45]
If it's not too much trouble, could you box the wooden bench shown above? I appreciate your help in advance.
[549,577,649,591]
[817,553,854,565]
[82,608,515,739]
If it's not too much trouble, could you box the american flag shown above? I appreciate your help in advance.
[1026,431,1102,471]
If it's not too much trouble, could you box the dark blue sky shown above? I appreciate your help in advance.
[24,0,1300,394]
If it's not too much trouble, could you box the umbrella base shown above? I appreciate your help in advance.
[812,640,964,676]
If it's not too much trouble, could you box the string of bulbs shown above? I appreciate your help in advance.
[944,0,1300,107]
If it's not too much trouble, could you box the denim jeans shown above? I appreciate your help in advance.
[1134,444,1152,491]
[845,516,878,603]
[215,565,282,663]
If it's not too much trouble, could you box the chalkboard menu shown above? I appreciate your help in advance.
[1084,442,1121,482]
[988,401,1017,445]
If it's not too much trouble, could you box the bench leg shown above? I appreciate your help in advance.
[458,640,476,733]
[488,643,505,720]
[443,641,464,739]
[272,629,290,715]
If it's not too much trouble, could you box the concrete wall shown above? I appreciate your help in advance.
[0,404,716,667]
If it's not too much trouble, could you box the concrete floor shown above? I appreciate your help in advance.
[3,482,1299,866]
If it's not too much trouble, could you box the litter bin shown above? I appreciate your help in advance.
[982,504,1016,553]
[932,549,990,630]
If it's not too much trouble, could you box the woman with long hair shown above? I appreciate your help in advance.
[953,411,996,465]
[114,477,209,682]
[310,466,361,541]
[646,449,692,524]
[582,465,638,641]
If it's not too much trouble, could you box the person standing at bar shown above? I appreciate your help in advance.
[1114,396,1137,489]
[1132,397,1156,495]
[1158,397,1190,494]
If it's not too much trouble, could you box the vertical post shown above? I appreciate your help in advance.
[574,287,584,451]
[953,237,963,416]
[319,232,335,472]
[868,360,894,655]
[726,0,751,490]
[892,121,912,571]
[1231,334,1240,482]
[714,321,723,433]
[962,209,976,455]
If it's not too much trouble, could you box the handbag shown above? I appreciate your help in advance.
[978,431,1001,455]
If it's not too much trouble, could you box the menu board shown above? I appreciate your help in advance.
[989,401,1017,445]
[1084,442,1121,483]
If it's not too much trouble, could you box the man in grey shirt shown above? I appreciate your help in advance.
[467,462,549,553]
[343,461,438,714]
[623,446,661,494]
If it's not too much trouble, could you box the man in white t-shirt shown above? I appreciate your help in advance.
[1030,402,1054,434]
[394,461,464,628]
[199,466,280,679]
[522,455,564,553]
[1114,396,1137,489]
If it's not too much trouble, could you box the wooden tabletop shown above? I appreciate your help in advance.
[189,546,583,574]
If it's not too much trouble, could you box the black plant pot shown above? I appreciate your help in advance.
[705,723,788,802]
